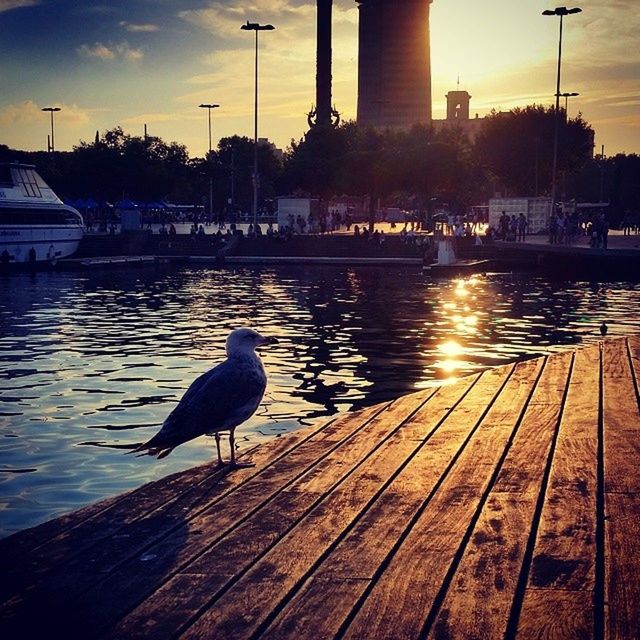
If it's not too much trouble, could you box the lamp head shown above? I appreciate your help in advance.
[241,21,275,31]
[543,6,582,16]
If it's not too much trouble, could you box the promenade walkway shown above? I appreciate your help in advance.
[1,337,639,639]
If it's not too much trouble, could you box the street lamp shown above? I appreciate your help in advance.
[241,20,275,229]
[543,6,582,214]
[556,91,579,116]
[41,106,61,153]
[199,103,220,221]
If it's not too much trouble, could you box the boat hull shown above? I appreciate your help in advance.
[0,225,83,263]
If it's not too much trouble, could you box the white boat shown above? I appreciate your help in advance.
[0,163,83,264]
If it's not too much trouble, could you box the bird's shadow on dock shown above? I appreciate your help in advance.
[1,461,233,639]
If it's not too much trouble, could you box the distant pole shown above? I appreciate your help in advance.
[231,148,236,210]
[199,103,220,221]
[41,106,61,156]
[241,21,275,229]
[535,137,540,197]
[543,7,581,215]
[600,144,605,203]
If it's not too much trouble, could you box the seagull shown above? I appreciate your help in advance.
[133,328,277,467]
[600,321,608,337]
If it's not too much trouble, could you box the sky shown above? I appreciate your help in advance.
[0,0,638,158]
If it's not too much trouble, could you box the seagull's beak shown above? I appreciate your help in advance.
[258,335,279,347]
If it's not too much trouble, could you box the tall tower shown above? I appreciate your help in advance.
[356,0,433,129]
[308,0,340,129]
[446,90,471,121]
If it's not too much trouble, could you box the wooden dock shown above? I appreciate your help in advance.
[1,337,639,639]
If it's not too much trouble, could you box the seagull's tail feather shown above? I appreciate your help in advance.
[129,439,175,459]
[131,446,174,459]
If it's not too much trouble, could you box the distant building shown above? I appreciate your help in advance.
[432,90,486,139]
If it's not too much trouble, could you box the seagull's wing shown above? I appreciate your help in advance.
[136,358,266,456]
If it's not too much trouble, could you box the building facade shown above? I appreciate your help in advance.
[356,0,433,129]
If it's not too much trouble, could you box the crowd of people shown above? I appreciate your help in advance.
[495,212,529,242]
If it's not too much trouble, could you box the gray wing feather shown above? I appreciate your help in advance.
[142,358,266,451]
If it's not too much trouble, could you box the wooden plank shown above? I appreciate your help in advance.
[602,338,640,493]
[168,369,508,640]
[628,334,640,362]
[343,355,570,640]
[0,401,394,633]
[515,589,593,640]
[512,345,600,639]
[258,360,541,640]
[605,492,640,640]
[603,338,640,640]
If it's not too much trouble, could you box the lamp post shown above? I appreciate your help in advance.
[557,91,579,117]
[41,106,61,154]
[199,103,220,222]
[241,20,275,229]
[543,6,581,216]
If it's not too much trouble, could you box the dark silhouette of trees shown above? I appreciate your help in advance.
[474,105,594,197]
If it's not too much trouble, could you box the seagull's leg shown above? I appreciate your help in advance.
[214,432,224,467]
[229,429,254,469]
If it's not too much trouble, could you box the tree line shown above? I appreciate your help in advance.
[0,105,637,222]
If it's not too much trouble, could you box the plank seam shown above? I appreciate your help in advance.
[626,337,640,414]
[503,352,576,639]
[594,342,605,640]
[417,356,551,639]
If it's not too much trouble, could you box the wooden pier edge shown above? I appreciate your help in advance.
[0,336,639,640]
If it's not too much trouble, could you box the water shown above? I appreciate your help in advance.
[0,265,638,538]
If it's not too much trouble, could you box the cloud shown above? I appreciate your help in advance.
[120,21,159,33]
[178,0,356,42]
[0,100,91,127]
[77,42,144,62]
[122,112,196,126]
[0,0,38,13]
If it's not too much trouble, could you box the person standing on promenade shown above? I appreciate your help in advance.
[601,213,609,249]
[548,213,557,244]
[517,213,528,242]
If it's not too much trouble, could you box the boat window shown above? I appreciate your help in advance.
[0,207,82,225]
[33,171,51,189]
[0,166,13,186]
[13,168,43,198]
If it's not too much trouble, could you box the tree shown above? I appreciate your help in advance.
[474,105,594,197]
